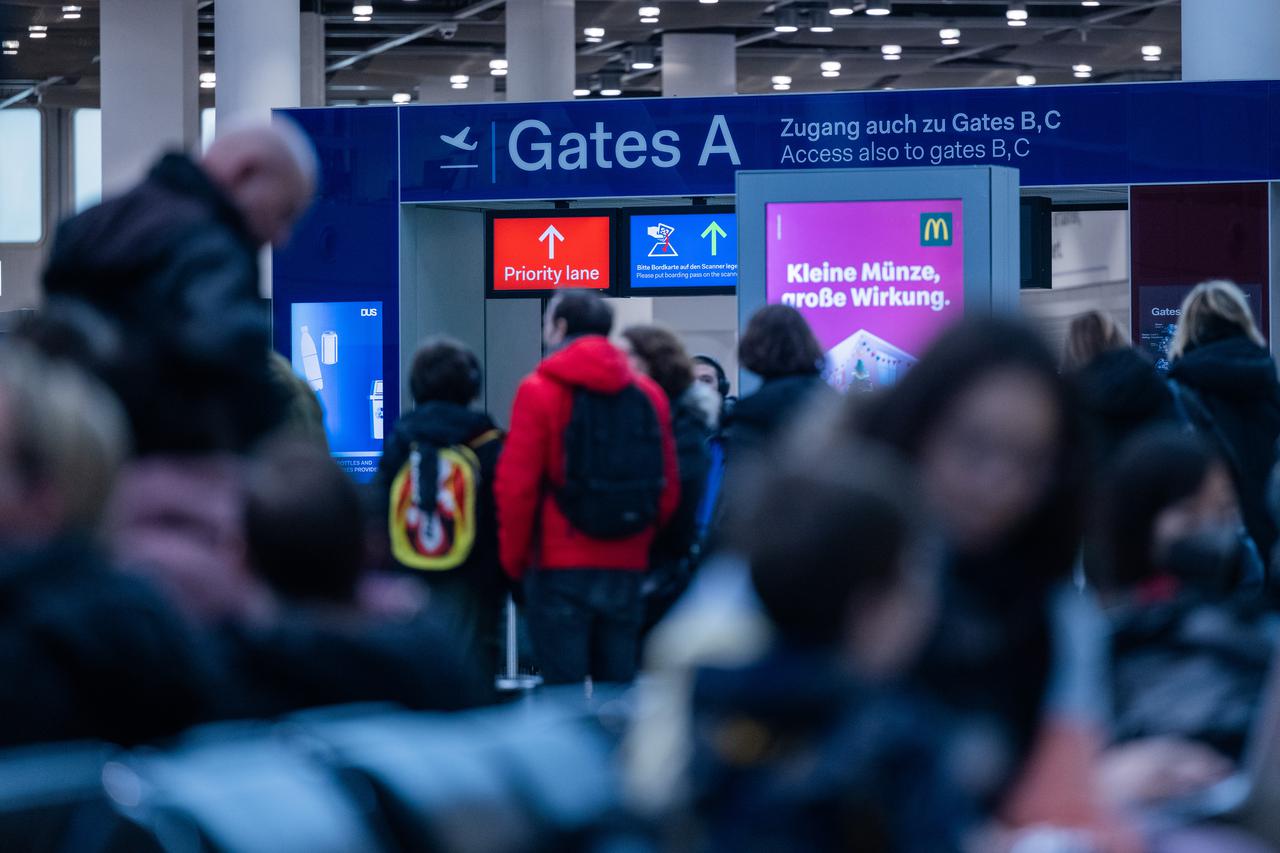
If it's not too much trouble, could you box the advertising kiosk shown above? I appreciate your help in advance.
[274,80,1280,474]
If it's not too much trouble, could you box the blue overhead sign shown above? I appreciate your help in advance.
[625,210,738,293]
[392,80,1280,202]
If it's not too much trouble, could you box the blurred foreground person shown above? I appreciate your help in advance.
[42,121,317,454]
[620,325,714,631]
[497,292,679,686]
[0,345,212,747]
[217,440,488,718]
[1064,310,1175,466]
[856,319,1139,849]
[1168,281,1280,564]
[1093,428,1273,767]
[374,337,505,674]
[635,444,969,852]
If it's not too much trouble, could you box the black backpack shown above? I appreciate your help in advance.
[556,385,666,539]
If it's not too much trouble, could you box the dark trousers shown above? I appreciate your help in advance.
[525,569,644,686]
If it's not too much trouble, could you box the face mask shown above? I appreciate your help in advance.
[1158,526,1243,595]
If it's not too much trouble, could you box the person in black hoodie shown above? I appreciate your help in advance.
[1063,310,1177,467]
[373,337,505,674]
[1167,280,1280,563]
[722,305,832,463]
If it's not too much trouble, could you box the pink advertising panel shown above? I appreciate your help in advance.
[765,199,965,391]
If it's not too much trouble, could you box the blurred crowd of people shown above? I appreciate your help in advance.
[4,120,1280,852]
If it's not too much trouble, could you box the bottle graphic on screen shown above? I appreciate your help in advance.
[370,380,384,440]
[300,326,324,391]
[320,330,338,365]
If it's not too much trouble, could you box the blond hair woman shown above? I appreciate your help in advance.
[1168,280,1280,560]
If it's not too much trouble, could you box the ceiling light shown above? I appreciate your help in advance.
[2,50,15,55]
[28,29,47,39]
[583,26,605,38]
[771,75,792,85]
[1073,63,1092,73]
[811,24,834,33]
[62,4,81,9]
[639,6,661,17]
[881,44,902,55]
[450,82,468,90]
[1016,74,1036,86]
[601,88,622,96]
[62,12,80,19]
[1142,44,1162,57]
[2,41,18,49]
[1074,70,1091,78]
[942,38,960,45]
[353,4,373,15]
[392,92,412,103]
[1082,1,1100,5]
[490,58,508,70]
[354,15,371,22]
[829,1,855,16]
[773,83,791,91]
[774,9,799,33]
[700,0,719,4]
[450,74,469,84]
[821,70,839,78]
[940,28,960,40]
[640,17,658,23]
[1006,2,1027,20]
[820,60,842,72]
[1007,19,1026,27]
[492,68,508,76]
[632,61,655,70]
[630,45,656,70]
[865,0,891,15]
[573,88,591,97]
[585,36,602,42]
[199,71,216,83]
[200,81,215,89]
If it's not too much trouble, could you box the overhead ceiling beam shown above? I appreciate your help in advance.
[326,0,506,73]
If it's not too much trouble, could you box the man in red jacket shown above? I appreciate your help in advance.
[496,291,679,685]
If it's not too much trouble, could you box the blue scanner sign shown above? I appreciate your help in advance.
[625,210,738,293]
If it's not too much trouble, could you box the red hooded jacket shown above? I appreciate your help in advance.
[496,336,680,579]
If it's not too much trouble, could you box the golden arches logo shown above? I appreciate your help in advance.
[920,213,953,246]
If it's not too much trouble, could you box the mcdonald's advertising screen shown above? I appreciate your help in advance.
[765,199,964,392]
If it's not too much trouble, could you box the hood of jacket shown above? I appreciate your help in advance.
[537,336,633,393]
[392,401,497,448]
[1170,336,1280,402]
[1077,348,1172,420]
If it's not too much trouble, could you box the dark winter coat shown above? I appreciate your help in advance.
[42,153,283,454]
[373,402,506,670]
[1074,348,1177,465]
[721,373,831,463]
[0,538,215,748]
[1169,336,1280,559]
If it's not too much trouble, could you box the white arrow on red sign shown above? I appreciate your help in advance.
[539,224,565,260]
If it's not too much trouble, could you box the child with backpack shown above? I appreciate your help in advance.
[374,337,506,675]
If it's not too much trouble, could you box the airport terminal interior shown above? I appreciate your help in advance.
[5,1,1280,851]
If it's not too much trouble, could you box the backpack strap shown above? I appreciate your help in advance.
[469,428,504,451]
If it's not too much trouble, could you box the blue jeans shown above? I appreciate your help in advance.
[525,569,644,685]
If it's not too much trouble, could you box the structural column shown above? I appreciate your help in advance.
[1182,0,1280,81]
[662,33,736,97]
[215,0,301,130]
[505,0,575,101]
[100,0,197,195]
[300,7,327,108]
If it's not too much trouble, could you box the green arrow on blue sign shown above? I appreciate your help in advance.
[700,220,727,256]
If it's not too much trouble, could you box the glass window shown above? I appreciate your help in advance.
[73,108,102,213]
[201,107,216,153]
[0,109,43,243]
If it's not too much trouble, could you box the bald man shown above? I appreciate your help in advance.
[42,121,317,454]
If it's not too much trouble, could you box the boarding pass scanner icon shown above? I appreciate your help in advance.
[440,127,478,151]
[646,224,674,240]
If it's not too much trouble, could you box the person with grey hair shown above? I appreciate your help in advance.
[41,120,318,454]
[0,344,214,747]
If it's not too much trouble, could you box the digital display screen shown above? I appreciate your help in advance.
[291,301,384,482]
[625,210,737,293]
[766,199,964,392]
[489,214,612,294]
